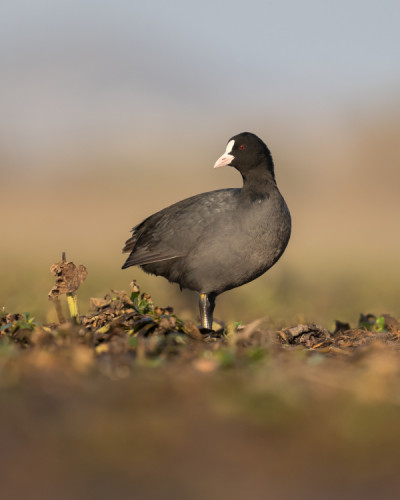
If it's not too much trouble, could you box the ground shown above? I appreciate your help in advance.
[1,271,400,500]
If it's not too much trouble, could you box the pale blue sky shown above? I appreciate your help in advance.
[1,0,400,163]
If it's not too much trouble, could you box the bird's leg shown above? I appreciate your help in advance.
[199,293,216,330]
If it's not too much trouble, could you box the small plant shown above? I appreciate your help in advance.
[0,311,38,334]
[130,284,155,315]
[48,252,87,323]
[359,314,386,333]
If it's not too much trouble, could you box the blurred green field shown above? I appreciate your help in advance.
[2,107,400,327]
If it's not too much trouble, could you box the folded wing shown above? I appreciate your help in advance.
[122,189,237,269]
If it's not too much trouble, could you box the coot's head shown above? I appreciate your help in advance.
[214,132,275,180]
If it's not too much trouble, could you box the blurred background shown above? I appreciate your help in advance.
[1,0,400,326]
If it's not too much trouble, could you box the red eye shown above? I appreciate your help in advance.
[239,144,245,150]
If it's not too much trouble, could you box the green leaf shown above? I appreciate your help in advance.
[375,316,386,333]
[130,291,140,303]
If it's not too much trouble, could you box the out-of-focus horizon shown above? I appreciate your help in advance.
[2,0,400,325]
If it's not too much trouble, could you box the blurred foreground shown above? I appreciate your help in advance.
[1,284,400,499]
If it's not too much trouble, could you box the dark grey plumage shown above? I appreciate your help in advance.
[122,132,291,329]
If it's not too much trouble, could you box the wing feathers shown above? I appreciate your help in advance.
[122,189,238,270]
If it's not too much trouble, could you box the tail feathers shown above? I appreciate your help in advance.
[121,257,134,269]
[122,251,184,269]
[122,235,137,254]
[122,226,185,269]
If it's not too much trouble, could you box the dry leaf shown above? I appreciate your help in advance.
[48,258,88,300]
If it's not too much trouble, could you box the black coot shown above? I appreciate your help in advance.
[122,132,291,329]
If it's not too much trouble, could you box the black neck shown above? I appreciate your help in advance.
[240,165,276,200]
